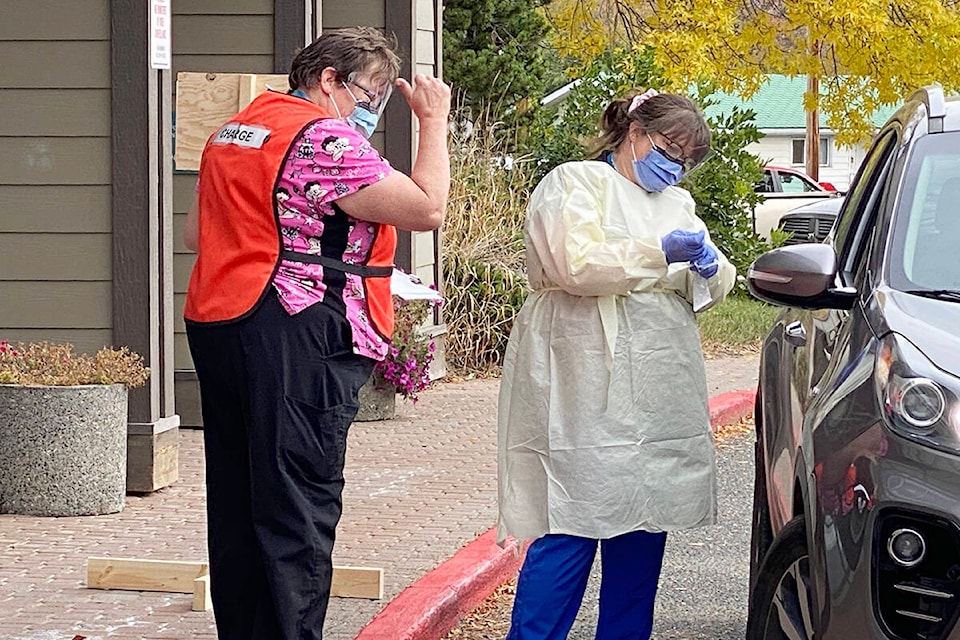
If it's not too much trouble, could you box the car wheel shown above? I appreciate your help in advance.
[746,517,815,640]
[749,391,773,595]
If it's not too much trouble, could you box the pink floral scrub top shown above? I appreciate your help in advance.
[271,118,393,360]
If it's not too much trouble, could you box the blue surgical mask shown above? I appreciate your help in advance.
[325,84,380,139]
[347,105,379,139]
[631,139,684,192]
[342,83,380,138]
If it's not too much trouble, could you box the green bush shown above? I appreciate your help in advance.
[444,255,528,375]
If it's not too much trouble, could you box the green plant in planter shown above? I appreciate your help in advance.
[0,340,149,387]
[374,298,439,403]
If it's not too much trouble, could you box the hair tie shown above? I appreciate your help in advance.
[628,88,659,113]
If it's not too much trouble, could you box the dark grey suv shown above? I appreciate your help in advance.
[746,86,960,639]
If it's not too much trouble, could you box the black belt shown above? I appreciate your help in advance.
[281,250,393,278]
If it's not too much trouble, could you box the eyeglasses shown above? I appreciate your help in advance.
[344,73,393,116]
[647,132,714,173]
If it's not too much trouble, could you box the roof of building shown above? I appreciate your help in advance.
[703,75,899,131]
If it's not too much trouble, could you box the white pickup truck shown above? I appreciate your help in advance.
[753,165,841,239]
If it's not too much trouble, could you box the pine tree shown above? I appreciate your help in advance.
[443,0,558,117]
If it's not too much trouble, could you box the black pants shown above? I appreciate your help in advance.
[186,293,375,640]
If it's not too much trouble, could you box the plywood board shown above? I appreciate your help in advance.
[86,558,383,599]
[174,72,289,171]
[87,557,209,594]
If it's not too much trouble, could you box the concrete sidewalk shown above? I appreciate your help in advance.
[0,354,758,640]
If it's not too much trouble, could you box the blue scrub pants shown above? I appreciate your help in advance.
[507,530,668,640]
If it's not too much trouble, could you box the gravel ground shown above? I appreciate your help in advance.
[443,421,756,639]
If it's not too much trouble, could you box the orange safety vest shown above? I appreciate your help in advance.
[184,91,397,338]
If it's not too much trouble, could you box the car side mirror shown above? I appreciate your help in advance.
[747,243,856,310]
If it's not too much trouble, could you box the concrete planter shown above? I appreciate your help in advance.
[0,384,128,516]
[355,370,396,422]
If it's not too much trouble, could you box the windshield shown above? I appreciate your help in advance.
[889,131,960,292]
[780,171,821,193]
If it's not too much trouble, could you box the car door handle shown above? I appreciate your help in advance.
[784,321,807,347]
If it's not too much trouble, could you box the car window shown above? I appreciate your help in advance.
[779,171,821,194]
[832,131,898,282]
[889,131,960,291]
[756,170,775,193]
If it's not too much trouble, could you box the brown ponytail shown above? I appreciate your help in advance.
[586,89,711,158]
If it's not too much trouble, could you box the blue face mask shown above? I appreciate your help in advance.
[342,83,380,138]
[631,139,684,192]
[346,105,379,139]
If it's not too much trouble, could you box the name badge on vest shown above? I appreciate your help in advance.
[212,123,271,149]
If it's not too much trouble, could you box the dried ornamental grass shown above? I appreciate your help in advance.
[443,114,532,375]
[0,340,149,388]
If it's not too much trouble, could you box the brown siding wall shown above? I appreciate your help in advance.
[171,0,275,372]
[0,0,113,354]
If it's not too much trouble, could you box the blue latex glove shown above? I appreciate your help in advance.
[691,243,719,278]
[661,229,707,264]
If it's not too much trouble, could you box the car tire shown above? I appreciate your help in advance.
[746,516,815,639]
[748,397,773,596]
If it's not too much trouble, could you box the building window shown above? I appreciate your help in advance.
[792,137,830,166]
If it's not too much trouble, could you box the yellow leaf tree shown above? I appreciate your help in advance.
[549,0,960,175]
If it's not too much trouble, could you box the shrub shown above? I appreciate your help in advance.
[0,340,150,387]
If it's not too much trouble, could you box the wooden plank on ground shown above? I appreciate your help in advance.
[192,575,212,611]
[86,558,383,599]
[87,557,208,593]
[330,566,384,600]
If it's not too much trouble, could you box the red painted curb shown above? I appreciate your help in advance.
[354,529,526,640]
[353,387,758,640]
[709,388,757,432]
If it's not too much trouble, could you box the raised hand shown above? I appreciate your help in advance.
[395,75,451,124]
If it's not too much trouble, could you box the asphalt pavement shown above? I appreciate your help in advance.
[567,425,754,639]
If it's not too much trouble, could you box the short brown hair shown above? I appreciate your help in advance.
[289,27,402,93]
[588,90,711,159]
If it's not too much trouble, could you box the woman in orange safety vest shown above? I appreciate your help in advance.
[182,27,450,640]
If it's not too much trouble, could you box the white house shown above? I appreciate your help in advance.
[704,75,897,192]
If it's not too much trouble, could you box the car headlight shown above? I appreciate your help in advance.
[876,334,960,452]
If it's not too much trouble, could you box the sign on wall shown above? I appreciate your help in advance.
[150,0,171,69]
